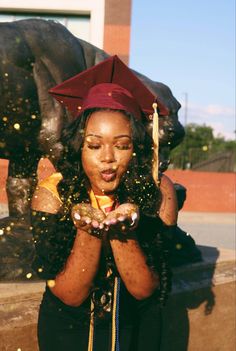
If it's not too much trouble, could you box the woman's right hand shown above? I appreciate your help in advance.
[71,203,105,236]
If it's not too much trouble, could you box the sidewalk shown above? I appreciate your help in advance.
[0,204,8,219]
[178,211,235,250]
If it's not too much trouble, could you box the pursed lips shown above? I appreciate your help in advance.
[100,168,117,182]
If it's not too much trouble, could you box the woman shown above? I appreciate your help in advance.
[31,56,178,351]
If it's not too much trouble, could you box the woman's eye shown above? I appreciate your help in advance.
[87,144,101,149]
[115,144,131,150]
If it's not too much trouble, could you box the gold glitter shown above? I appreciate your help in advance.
[0,229,4,235]
[38,268,43,273]
[31,114,37,119]
[6,226,11,231]
[176,243,182,250]
[41,216,46,221]
[26,273,32,279]
[2,116,7,122]
[47,280,56,288]
[13,123,20,130]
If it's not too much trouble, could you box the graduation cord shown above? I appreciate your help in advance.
[88,299,95,351]
[87,190,121,351]
[112,277,121,351]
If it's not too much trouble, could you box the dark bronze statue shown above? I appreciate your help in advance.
[0,19,186,279]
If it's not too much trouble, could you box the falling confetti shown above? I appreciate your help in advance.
[13,123,20,130]
[47,280,56,288]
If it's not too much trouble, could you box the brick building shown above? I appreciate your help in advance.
[0,0,132,64]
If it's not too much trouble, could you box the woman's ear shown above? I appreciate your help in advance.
[31,186,62,214]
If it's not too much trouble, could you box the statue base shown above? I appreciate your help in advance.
[0,215,38,281]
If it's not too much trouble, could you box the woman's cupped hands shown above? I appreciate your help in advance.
[71,203,139,239]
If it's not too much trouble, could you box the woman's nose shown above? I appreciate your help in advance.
[101,146,116,163]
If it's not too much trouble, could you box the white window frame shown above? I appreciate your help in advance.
[0,0,105,48]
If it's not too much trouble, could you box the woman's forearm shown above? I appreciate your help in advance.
[110,237,159,300]
[158,174,178,225]
[51,229,102,306]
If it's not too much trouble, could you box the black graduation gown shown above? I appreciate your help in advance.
[31,210,169,351]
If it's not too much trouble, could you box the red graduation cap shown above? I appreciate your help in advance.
[49,55,169,121]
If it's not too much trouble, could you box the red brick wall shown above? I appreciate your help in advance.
[166,169,235,213]
[0,159,235,213]
[103,0,132,64]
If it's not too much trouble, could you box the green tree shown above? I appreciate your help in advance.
[170,123,236,170]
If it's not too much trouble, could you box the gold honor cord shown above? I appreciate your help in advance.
[152,103,160,187]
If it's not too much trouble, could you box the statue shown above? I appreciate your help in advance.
[0,18,185,279]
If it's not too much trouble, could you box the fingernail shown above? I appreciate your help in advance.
[118,216,125,222]
[85,218,91,224]
[92,221,99,228]
[74,213,80,220]
[104,220,110,226]
[131,212,138,221]
[110,218,117,224]
[99,223,104,229]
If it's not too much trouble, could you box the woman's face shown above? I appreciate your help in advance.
[82,110,133,195]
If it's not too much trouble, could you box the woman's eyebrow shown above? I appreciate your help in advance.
[85,134,102,138]
[114,135,131,139]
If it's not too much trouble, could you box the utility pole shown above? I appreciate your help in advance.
[182,92,189,169]
[184,92,188,126]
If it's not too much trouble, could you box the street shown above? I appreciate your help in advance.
[178,211,235,250]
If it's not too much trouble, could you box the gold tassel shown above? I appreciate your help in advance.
[88,299,95,351]
[152,102,160,187]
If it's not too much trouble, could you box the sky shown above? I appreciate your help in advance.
[129,0,235,140]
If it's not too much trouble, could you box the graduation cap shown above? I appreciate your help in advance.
[49,55,169,121]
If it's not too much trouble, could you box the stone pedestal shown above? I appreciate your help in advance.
[0,246,235,351]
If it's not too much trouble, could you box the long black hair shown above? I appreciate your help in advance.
[54,108,171,312]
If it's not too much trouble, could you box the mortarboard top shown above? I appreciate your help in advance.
[49,55,169,121]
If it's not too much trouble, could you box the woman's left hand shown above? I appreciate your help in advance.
[103,203,139,237]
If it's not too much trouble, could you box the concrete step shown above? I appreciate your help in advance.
[161,246,236,351]
[0,246,235,351]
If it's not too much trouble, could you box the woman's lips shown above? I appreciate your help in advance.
[101,169,116,182]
